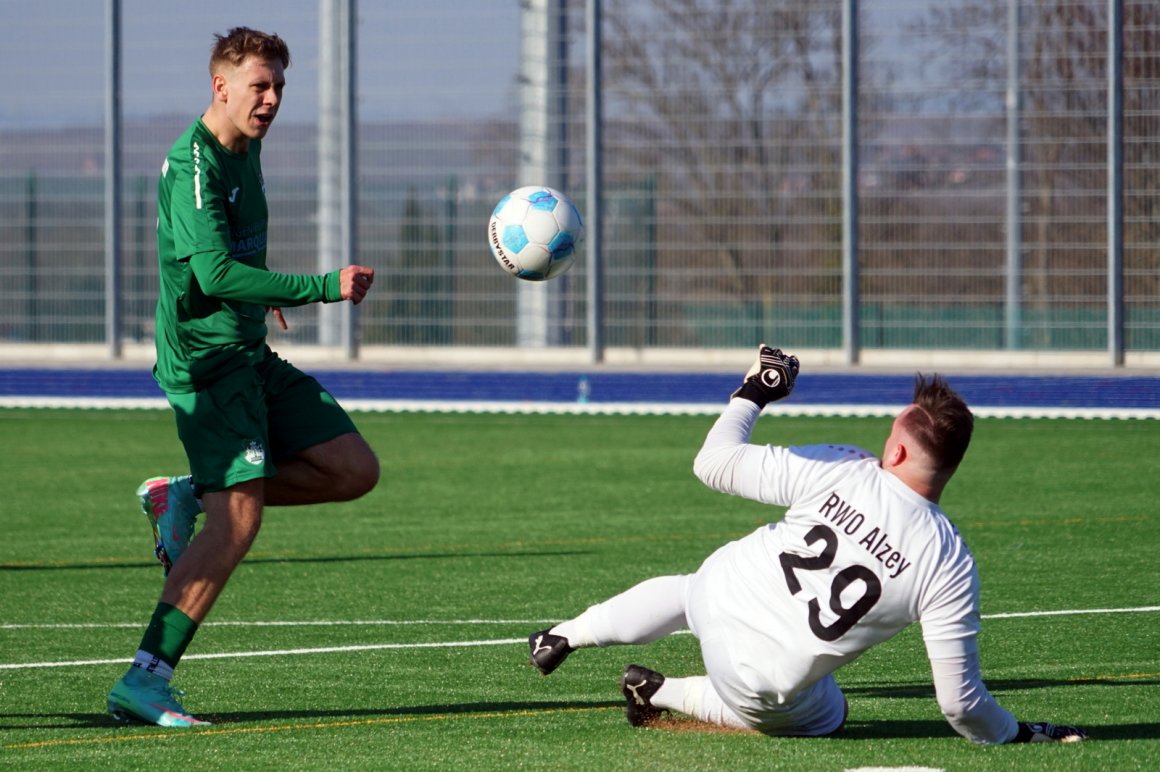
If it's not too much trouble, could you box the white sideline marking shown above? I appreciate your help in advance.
[0,618,543,630]
[1,606,1156,671]
[1,395,1157,420]
[849,765,946,769]
[0,638,527,670]
[983,606,1160,619]
[4,605,1155,632]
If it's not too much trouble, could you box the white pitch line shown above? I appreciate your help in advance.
[3,605,1156,632]
[2,395,1157,420]
[0,619,543,630]
[982,606,1160,619]
[1,606,1156,671]
[846,768,945,772]
[0,638,527,670]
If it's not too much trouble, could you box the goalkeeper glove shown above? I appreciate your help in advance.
[1011,722,1088,743]
[731,345,799,408]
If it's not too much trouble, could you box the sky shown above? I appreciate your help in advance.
[0,0,523,129]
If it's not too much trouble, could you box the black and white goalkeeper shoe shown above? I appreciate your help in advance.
[620,664,666,727]
[528,629,574,675]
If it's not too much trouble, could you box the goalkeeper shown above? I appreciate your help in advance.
[529,346,1086,745]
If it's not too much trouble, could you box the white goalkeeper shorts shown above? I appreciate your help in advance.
[696,631,847,736]
[685,537,848,737]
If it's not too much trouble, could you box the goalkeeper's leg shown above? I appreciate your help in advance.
[647,673,753,729]
[552,575,691,648]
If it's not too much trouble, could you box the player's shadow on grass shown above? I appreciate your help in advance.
[835,719,1160,741]
[6,708,1158,743]
[0,550,591,573]
[207,699,625,724]
[0,700,622,732]
[844,674,1160,700]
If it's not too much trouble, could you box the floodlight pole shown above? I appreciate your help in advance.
[319,0,358,359]
[516,0,569,348]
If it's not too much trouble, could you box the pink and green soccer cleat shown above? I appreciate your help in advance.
[107,668,209,727]
[137,476,201,575]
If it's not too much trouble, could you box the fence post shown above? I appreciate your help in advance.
[1107,0,1124,366]
[841,0,860,365]
[26,171,37,342]
[1005,0,1023,350]
[105,0,123,358]
[586,0,604,364]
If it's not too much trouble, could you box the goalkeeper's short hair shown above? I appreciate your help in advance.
[904,374,973,473]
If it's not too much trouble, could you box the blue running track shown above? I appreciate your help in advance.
[1,368,1158,410]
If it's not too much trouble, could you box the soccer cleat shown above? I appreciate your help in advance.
[620,664,666,727]
[137,476,200,576]
[528,629,574,675]
[107,668,210,727]
[1014,721,1088,743]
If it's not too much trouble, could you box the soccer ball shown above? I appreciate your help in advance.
[487,186,584,281]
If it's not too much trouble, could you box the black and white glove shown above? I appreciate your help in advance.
[1011,722,1088,743]
[731,345,799,408]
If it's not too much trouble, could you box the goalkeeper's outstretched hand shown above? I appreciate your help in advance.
[1011,722,1088,743]
[731,344,799,408]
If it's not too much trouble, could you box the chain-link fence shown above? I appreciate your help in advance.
[1,0,1157,362]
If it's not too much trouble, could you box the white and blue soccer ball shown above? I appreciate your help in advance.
[488,185,584,281]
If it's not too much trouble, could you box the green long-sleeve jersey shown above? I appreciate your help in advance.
[153,118,341,393]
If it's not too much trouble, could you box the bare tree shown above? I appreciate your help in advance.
[603,0,844,333]
[919,0,1160,347]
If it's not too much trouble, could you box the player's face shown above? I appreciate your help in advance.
[220,56,285,143]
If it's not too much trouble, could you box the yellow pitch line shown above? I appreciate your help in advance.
[3,705,618,750]
[1068,671,1160,682]
[6,672,1150,746]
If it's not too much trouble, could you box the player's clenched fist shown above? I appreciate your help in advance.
[340,265,375,304]
[731,344,800,408]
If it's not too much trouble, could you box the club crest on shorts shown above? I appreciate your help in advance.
[243,439,266,466]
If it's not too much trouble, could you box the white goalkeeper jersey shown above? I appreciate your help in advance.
[691,398,1018,743]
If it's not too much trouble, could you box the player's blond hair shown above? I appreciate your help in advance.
[209,27,290,75]
[903,374,974,473]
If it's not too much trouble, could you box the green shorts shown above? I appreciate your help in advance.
[165,352,359,492]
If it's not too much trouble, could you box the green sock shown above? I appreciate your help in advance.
[138,602,199,668]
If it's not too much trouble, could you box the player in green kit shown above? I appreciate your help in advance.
[106,27,380,727]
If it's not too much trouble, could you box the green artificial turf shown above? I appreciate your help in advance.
[1,408,1156,770]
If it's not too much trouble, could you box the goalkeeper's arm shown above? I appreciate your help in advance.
[692,345,800,502]
[929,652,1087,744]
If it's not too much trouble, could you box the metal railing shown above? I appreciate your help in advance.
[0,0,1156,367]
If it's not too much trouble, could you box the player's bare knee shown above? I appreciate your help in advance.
[236,511,263,546]
[196,507,262,562]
